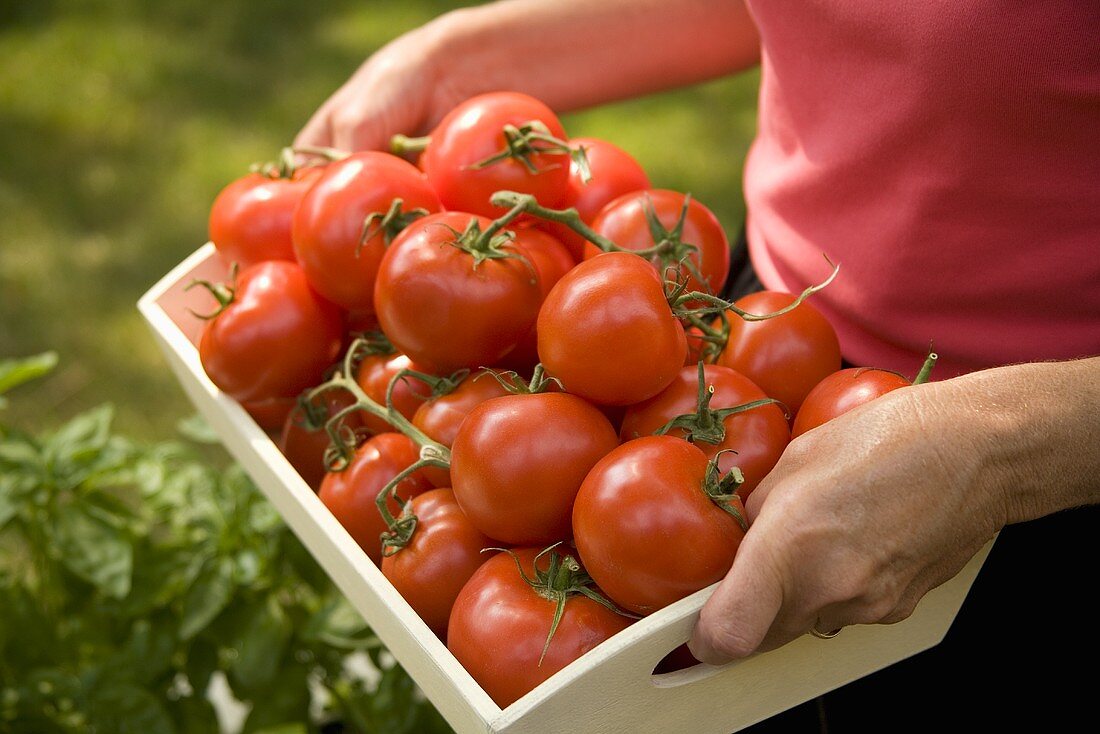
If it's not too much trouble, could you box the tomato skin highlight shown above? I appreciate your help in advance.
[537,252,687,406]
[197,260,344,404]
[450,392,619,545]
[446,548,633,708]
[421,92,572,218]
[318,433,433,564]
[717,290,842,414]
[374,212,544,373]
[573,436,746,615]
[381,488,494,638]
[292,151,441,314]
[209,166,324,270]
[792,367,912,437]
[620,364,790,499]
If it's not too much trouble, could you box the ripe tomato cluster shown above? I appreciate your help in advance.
[197,91,935,708]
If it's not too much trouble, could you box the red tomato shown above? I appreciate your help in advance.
[716,291,841,414]
[241,395,298,432]
[498,227,574,371]
[537,252,687,406]
[620,365,790,499]
[682,322,711,366]
[573,436,747,615]
[354,352,434,436]
[373,212,543,372]
[447,548,633,708]
[450,392,619,545]
[421,92,573,217]
[196,260,343,404]
[586,189,730,297]
[380,488,493,637]
[792,367,913,438]
[318,433,433,564]
[292,151,441,313]
[534,137,651,261]
[411,372,511,487]
[277,388,365,491]
[208,165,324,269]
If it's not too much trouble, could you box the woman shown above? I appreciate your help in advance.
[296,1,1100,729]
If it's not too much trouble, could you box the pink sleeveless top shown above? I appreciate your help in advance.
[743,1,1100,377]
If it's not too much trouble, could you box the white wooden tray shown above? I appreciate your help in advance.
[138,244,994,734]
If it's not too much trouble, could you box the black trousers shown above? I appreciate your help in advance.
[721,235,1100,733]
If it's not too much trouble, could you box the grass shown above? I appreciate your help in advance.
[0,0,759,439]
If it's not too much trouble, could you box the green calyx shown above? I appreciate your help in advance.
[184,262,239,320]
[641,194,708,290]
[494,544,639,666]
[656,363,788,445]
[469,120,591,183]
[359,198,430,255]
[702,453,749,532]
[443,215,535,278]
[477,364,562,395]
[251,145,349,179]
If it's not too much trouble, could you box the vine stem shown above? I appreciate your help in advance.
[671,256,840,322]
[305,337,451,471]
[374,455,450,557]
[913,348,939,385]
[488,191,626,254]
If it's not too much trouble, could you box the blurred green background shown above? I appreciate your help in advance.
[0,0,759,439]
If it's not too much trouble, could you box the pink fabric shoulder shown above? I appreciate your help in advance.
[744,0,1100,377]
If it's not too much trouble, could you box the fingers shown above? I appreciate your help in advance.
[688,528,785,664]
[295,99,338,150]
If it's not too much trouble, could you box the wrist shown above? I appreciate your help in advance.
[939,358,1100,526]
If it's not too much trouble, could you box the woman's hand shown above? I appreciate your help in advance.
[294,17,462,152]
[688,357,1100,663]
[295,0,761,153]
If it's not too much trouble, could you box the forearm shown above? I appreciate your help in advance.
[930,355,1100,525]
[432,0,760,112]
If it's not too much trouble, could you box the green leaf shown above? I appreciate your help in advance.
[46,404,113,462]
[54,499,133,598]
[176,413,220,445]
[120,543,206,618]
[179,556,236,640]
[165,694,220,734]
[43,405,118,491]
[253,724,308,734]
[0,352,58,407]
[230,594,291,693]
[184,638,219,697]
[302,595,376,652]
[111,615,178,684]
[88,683,174,734]
[0,476,23,528]
[238,661,311,734]
[0,432,42,470]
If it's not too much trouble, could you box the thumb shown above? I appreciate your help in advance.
[688,529,784,665]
